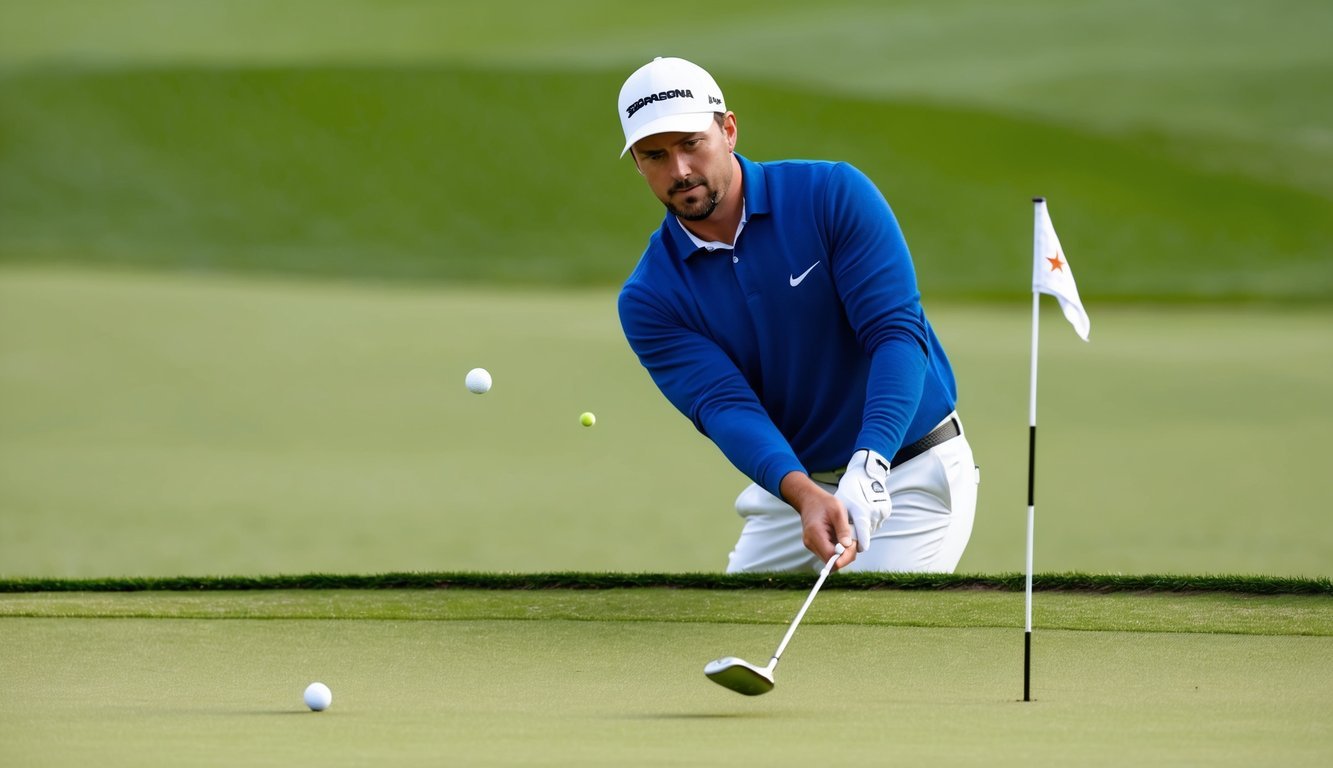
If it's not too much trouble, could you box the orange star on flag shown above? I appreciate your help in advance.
[1032,199,1089,341]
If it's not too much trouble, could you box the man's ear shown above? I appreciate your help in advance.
[723,112,738,153]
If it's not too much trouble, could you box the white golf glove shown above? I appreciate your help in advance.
[835,449,892,553]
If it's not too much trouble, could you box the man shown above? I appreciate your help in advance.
[616,57,978,573]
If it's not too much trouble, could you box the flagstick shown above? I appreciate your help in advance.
[1025,196,1090,702]
[1024,197,1043,703]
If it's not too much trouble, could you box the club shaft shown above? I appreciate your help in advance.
[769,550,840,668]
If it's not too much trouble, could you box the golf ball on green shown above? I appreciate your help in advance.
[465,367,492,394]
[304,682,332,711]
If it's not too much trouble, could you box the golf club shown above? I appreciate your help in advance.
[704,543,844,695]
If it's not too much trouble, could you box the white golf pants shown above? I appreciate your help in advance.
[726,420,979,573]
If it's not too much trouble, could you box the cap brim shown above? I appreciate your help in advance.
[620,112,718,157]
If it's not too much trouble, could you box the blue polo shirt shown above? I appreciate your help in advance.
[618,154,957,498]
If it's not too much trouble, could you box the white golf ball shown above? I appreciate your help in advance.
[465,367,492,394]
[304,682,332,712]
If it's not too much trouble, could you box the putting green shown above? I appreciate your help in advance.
[1,590,1329,767]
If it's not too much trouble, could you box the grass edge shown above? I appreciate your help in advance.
[1,571,1328,595]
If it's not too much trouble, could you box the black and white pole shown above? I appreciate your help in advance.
[1025,196,1091,701]
[1024,197,1043,703]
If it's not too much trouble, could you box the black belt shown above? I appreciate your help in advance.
[810,416,961,484]
[892,416,961,467]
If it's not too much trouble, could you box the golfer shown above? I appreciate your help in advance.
[616,57,979,573]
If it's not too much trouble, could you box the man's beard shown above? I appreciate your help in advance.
[666,178,722,221]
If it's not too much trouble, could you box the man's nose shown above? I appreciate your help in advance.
[672,153,692,181]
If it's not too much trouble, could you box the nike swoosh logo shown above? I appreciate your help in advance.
[789,261,821,287]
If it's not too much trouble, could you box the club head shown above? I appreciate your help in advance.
[704,657,775,696]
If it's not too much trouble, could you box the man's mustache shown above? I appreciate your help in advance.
[670,177,706,193]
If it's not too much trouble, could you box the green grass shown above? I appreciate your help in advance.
[1,590,1330,766]
[0,2,1330,578]
[3,267,1330,578]
[1,6,1330,765]
[2,267,1330,578]
[2,572,1331,597]
[1,1,1330,299]
[2,587,1331,635]
[2,0,1327,196]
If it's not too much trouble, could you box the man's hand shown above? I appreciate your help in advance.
[779,472,857,569]
[835,449,892,553]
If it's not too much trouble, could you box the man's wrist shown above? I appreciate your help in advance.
[779,470,827,512]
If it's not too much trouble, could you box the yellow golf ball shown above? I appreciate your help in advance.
[579,412,596,427]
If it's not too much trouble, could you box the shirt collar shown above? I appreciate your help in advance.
[678,202,747,252]
[661,153,770,259]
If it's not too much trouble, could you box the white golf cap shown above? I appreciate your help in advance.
[618,57,726,157]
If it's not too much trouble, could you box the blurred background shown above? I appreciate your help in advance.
[1,0,1329,577]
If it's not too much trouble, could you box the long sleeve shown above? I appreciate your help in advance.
[822,163,929,457]
[618,285,805,496]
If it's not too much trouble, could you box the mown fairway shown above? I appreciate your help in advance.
[2,268,1329,577]
[1,1,1329,299]
[1,589,1330,767]
[2,1,1329,579]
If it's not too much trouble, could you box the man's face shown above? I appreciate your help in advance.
[630,114,737,221]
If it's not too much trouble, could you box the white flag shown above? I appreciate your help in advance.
[1032,199,1090,341]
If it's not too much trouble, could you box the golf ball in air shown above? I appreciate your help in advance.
[304,682,332,712]
[465,367,492,394]
[580,412,596,427]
